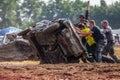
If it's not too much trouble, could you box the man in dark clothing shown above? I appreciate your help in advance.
[80,20,107,62]
[101,20,120,63]
[79,15,86,23]
[89,20,107,62]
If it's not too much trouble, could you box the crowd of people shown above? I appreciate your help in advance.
[74,15,120,63]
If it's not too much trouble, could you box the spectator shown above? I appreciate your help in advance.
[101,20,120,63]
[115,34,120,44]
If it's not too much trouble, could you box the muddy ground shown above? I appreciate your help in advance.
[0,46,120,80]
[0,61,120,80]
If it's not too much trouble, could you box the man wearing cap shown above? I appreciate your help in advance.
[79,14,88,24]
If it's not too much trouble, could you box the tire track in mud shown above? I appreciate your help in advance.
[0,62,120,80]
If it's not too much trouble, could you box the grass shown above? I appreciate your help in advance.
[114,46,120,58]
[0,61,40,67]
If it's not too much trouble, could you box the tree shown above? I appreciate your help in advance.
[19,0,44,28]
[0,0,19,28]
[0,0,119,29]
[91,0,120,29]
[100,0,107,7]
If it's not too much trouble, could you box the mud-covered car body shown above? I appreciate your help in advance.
[18,19,87,63]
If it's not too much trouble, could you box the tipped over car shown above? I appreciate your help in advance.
[18,19,88,64]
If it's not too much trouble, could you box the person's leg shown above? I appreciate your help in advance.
[102,55,115,63]
[95,40,106,62]
[94,43,102,62]
[109,47,120,63]
[87,44,96,62]
[107,41,120,63]
[86,44,95,62]
[102,46,108,56]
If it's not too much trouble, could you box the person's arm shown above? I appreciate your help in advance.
[74,27,81,32]
[103,27,111,34]
[80,30,93,37]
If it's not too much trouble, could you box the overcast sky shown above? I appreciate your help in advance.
[42,0,119,6]
[83,0,120,6]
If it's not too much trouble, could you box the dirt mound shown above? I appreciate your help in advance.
[0,61,120,80]
[0,46,119,80]
[0,40,38,61]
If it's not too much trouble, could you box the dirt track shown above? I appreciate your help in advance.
[0,46,119,80]
[0,61,120,80]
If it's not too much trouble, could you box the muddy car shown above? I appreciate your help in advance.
[0,32,36,61]
[0,40,34,61]
[18,19,88,64]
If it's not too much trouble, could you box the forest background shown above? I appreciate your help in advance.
[0,0,120,29]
